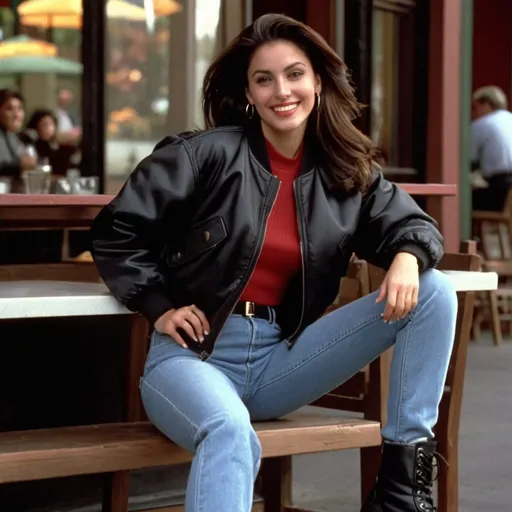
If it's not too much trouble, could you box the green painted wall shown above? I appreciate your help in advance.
[460,0,473,240]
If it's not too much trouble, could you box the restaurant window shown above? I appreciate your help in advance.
[371,8,398,164]
[104,0,247,195]
[0,0,83,184]
[371,1,416,176]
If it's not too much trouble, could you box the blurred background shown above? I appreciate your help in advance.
[0,0,490,243]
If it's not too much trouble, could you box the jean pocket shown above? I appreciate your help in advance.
[144,331,182,378]
[150,330,171,349]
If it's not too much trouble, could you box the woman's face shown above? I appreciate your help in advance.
[38,115,57,141]
[246,40,321,139]
[0,97,24,132]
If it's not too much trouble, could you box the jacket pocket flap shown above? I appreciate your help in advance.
[166,216,227,267]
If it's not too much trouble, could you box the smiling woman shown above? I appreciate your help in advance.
[203,15,375,193]
[245,42,320,157]
[91,12,453,512]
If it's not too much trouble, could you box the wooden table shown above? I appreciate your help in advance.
[0,194,108,230]
[0,184,457,230]
[0,280,147,423]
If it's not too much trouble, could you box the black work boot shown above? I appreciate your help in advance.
[361,440,438,512]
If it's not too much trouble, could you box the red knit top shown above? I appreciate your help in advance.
[240,140,303,305]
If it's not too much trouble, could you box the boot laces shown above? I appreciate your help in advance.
[415,447,446,511]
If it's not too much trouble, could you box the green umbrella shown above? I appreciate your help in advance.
[0,35,58,57]
[0,54,82,75]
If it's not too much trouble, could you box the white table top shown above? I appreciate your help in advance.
[0,271,498,320]
[0,281,129,319]
[440,270,498,292]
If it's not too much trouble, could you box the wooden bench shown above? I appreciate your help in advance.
[0,414,379,484]
[0,260,497,512]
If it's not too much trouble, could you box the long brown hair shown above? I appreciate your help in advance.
[202,13,374,193]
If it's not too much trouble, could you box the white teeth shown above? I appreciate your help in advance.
[273,103,298,112]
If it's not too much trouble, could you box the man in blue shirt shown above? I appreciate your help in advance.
[471,85,512,211]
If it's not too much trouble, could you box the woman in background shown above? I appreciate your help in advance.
[21,108,79,175]
[0,89,37,177]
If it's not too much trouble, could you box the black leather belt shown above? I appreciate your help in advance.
[233,301,272,320]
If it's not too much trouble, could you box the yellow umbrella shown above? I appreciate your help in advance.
[18,0,182,29]
[20,14,81,29]
[0,35,57,57]
[152,0,182,17]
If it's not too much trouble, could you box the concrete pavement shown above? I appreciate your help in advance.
[293,336,512,511]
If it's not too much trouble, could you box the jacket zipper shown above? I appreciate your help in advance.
[199,177,280,359]
[287,179,306,345]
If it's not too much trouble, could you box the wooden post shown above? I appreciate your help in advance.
[459,0,473,240]
[426,0,462,252]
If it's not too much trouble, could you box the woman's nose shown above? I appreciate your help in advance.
[274,78,291,100]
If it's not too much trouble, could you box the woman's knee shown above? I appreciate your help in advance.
[195,411,262,473]
[199,411,261,451]
[419,268,458,317]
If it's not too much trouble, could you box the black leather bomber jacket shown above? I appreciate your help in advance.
[90,124,444,358]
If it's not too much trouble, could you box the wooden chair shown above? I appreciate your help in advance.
[363,242,480,512]
[472,188,512,261]
[314,257,391,502]
[266,242,481,512]
[472,189,512,344]
[471,259,508,345]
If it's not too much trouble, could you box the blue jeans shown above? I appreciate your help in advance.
[140,269,457,512]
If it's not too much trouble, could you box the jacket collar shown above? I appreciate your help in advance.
[245,119,324,179]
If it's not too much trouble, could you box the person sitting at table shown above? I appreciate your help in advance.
[0,91,64,264]
[90,14,457,512]
[20,109,80,176]
[471,85,512,211]
[0,89,37,177]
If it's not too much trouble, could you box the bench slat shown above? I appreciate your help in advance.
[0,414,380,483]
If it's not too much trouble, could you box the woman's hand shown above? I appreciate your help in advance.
[376,252,420,323]
[154,305,210,348]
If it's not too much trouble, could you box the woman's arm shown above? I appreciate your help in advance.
[353,171,444,271]
[90,135,200,325]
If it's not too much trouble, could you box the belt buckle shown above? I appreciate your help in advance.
[244,301,256,317]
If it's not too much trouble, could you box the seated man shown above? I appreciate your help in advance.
[471,85,512,211]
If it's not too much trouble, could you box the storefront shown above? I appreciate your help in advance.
[0,0,466,238]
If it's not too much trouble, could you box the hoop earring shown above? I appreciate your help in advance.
[245,103,255,119]
[315,93,321,111]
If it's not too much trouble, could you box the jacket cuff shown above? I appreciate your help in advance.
[394,244,430,272]
[138,291,175,326]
